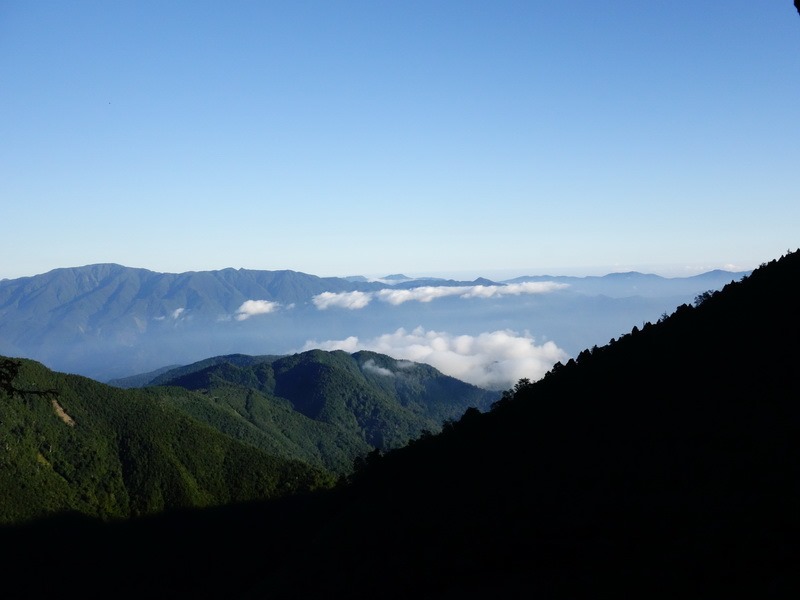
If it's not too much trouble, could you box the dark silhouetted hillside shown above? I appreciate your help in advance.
[260,250,799,599]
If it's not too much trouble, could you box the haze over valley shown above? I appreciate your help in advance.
[0,263,748,389]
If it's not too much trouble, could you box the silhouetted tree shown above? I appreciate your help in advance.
[0,358,21,395]
[352,448,383,474]
[693,290,714,306]
[0,357,58,399]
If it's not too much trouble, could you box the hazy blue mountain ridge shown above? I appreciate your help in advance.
[506,268,748,298]
[0,263,749,382]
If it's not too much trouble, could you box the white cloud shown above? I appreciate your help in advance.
[154,307,186,321]
[375,286,466,305]
[311,281,568,310]
[312,290,373,310]
[461,281,567,298]
[234,299,280,321]
[302,326,568,390]
[361,359,395,377]
[312,335,361,352]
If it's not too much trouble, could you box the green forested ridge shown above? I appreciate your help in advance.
[0,358,334,525]
[0,347,497,524]
[144,349,499,473]
[105,363,182,388]
[150,381,371,476]
[2,250,798,600]
[142,353,283,387]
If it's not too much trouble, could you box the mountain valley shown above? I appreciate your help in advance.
[1,252,796,598]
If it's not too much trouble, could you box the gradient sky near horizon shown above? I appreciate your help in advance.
[2,1,798,282]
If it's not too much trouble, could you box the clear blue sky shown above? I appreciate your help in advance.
[2,1,798,281]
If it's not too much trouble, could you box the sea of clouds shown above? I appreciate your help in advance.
[312,281,568,310]
[301,326,567,391]
[229,282,571,389]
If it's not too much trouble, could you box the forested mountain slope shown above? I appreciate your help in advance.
[0,347,495,521]
[133,349,498,474]
[1,250,797,599]
[0,358,333,525]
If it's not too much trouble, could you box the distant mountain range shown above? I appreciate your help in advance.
[505,268,749,297]
[0,263,750,383]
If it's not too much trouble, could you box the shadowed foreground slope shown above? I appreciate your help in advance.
[247,250,800,599]
[2,251,799,599]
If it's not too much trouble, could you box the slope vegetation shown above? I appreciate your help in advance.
[144,349,499,473]
[0,358,333,525]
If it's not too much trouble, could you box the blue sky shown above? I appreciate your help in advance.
[2,1,798,281]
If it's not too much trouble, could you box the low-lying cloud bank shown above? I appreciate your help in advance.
[154,307,187,321]
[361,358,395,377]
[312,281,568,310]
[312,290,372,310]
[234,299,281,320]
[301,326,569,390]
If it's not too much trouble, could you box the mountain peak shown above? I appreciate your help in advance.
[381,273,412,281]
